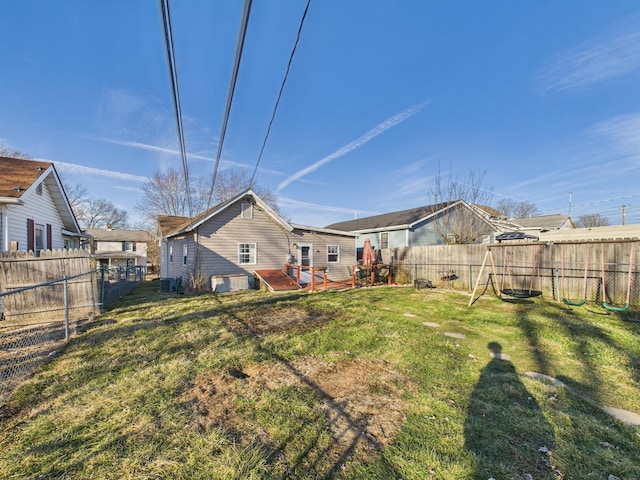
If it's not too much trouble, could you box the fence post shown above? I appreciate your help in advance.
[100,266,106,313]
[64,276,70,340]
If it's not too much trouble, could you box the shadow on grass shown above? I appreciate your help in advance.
[464,342,556,479]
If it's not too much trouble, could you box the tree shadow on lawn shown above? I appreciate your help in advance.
[514,301,640,400]
[178,297,414,479]
[510,301,640,478]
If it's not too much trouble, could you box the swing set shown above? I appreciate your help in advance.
[469,240,636,310]
[469,243,543,307]
[600,243,635,312]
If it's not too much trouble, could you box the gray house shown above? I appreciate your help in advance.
[160,189,357,291]
[510,214,575,235]
[326,200,501,253]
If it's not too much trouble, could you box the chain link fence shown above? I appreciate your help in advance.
[0,265,145,405]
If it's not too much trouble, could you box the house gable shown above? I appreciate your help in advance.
[0,157,83,252]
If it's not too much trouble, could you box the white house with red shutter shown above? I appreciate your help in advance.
[0,156,84,254]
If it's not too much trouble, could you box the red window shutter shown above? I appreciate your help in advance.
[27,219,35,252]
[47,224,52,250]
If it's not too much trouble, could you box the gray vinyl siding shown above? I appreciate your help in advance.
[5,180,66,252]
[165,198,356,284]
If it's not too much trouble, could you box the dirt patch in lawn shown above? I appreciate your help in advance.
[180,357,414,465]
[229,305,336,335]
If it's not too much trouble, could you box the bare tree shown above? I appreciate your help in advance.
[0,144,31,159]
[430,167,494,244]
[78,198,128,229]
[496,199,538,218]
[135,166,280,224]
[578,213,610,228]
[62,182,89,213]
[214,169,280,214]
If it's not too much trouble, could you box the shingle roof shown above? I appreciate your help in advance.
[0,156,52,198]
[511,214,574,230]
[84,228,153,242]
[158,215,191,237]
[326,201,457,232]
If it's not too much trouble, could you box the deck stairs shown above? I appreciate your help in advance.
[254,269,302,292]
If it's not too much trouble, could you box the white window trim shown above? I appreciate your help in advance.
[380,232,389,250]
[183,244,188,266]
[169,245,173,263]
[327,245,339,263]
[238,242,257,265]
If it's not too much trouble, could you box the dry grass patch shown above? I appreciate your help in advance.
[180,356,414,465]
[229,304,336,335]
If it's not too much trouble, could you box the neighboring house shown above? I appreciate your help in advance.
[539,224,640,243]
[325,200,501,252]
[84,227,153,270]
[509,214,575,236]
[0,156,84,254]
[159,189,357,290]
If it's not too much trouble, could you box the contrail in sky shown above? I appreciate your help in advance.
[277,102,428,191]
[51,160,150,183]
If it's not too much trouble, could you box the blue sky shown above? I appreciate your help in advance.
[2,1,640,227]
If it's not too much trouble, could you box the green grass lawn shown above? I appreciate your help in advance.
[1,281,639,479]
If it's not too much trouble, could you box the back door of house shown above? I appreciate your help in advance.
[298,243,313,283]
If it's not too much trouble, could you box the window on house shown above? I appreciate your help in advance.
[35,224,44,256]
[380,232,389,249]
[241,202,253,219]
[183,244,188,266]
[327,245,339,263]
[36,183,43,196]
[122,241,134,251]
[169,246,173,263]
[238,243,257,264]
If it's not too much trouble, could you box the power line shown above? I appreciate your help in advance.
[160,0,193,217]
[207,0,253,209]
[249,0,312,188]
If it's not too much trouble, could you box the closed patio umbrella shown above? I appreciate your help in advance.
[362,239,376,266]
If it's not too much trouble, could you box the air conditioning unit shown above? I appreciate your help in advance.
[159,277,177,292]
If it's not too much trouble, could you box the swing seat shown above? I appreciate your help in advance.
[501,288,542,299]
[602,302,629,312]
[562,298,586,307]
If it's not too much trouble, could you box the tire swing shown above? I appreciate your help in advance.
[561,244,589,307]
[500,245,543,299]
[600,244,634,312]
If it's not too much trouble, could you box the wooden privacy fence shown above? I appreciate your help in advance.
[381,241,640,307]
[0,248,99,324]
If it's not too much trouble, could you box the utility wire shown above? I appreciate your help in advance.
[249,0,311,188]
[160,0,193,217]
[207,0,253,209]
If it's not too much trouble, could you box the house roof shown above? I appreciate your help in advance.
[84,228,153,242]
[158,215,191,237]
[161,190,357,240]
[0,156,53,199]
[539,224,640,243]
[511,214,575,231]
[326,201,457,232]
[163,189,294,238]
[0,156,82,235]
[326,201,462,232]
